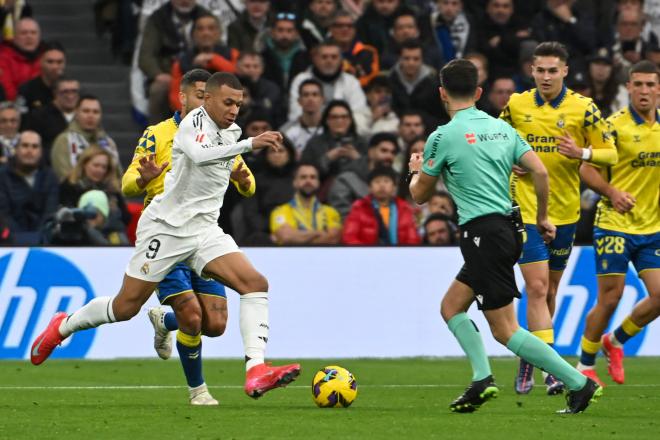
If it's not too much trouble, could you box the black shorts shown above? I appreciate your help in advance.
[455,214,523,311]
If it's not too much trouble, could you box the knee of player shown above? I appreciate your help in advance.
[525,279,548,298]
[203,318,227,337]
[174,305,203,334]
[599,289,625,311]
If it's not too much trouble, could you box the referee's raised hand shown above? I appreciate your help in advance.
[252,131,284,152]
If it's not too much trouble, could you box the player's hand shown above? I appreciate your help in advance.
[609,189,636,214]
[252,131,283,151]
[137,154,168,188]
[536,218,556,244]
[511,164,528,176]
[409,152,423,173]
[230,161,251,192]
[557,133,583,159]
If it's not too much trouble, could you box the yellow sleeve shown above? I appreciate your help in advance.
[326,206,342,230]
[584,101,617,166]
[230,154,256,197]
[121,128,152,197]
[270,205,296,233]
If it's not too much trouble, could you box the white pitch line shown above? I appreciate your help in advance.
[1,384,659,390]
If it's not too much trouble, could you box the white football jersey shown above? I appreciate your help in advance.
[145,106,252,227]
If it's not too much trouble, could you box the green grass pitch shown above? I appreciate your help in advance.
[1,357,659,439]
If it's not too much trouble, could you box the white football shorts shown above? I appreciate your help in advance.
[126,215,241,282]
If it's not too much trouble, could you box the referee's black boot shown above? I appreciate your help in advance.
[557,378,603,414]
[449,375,499,413]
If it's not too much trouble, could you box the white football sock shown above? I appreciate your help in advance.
[240,292,268,371]
[610,333,623,348]
[59,297,116,338]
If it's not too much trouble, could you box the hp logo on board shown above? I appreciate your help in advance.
[0,249,96,359]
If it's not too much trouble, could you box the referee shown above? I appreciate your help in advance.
[408,59,601,414]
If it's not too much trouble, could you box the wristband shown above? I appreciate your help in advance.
[406,170,419,184]
[581,148,591,161]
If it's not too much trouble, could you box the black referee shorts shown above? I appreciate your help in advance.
[455,214,523,311]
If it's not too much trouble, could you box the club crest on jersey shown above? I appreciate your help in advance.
[633,135,641,143]
[141,262,150,275]
[465,133,476,144]
[557,115,565,129]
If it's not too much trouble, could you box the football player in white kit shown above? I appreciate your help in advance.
[30,72,301,399]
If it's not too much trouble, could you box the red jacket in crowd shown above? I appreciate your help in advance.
[342,195,420,245]
[0,42,41,101]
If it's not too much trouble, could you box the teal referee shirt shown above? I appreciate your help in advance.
[422,107,532,225]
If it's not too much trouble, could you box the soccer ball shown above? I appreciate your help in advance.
[311,365,358,408]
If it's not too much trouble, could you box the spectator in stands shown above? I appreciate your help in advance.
[389,39,449,127]
[280,78,324,158]
[59,146,130,245]
[0,17,42,101]
[484,77,516,117]
[393,110,425,172]
[51,95,120,181]
[168,14,239,111]
[23,77,79,156]
[260,12,309,92]
[431,0,477,61]
[342,166,420,245]
[301,99,366,181]
[1,0,32,41]
[427,190,456,220]
[241,138,297,244]
[270,163,342,244]
[16,43,66,114]
[243,109,272,139]
[531,0,597,69]
[288,41,367,121]
[397,134,426,198]
[44,189,114,246]
[422,213,457,245]
[0,130,58,245]
[298,0,336,49]
[0,101,20,163]
[465,52,492,112]
[236,51,284,127]
[328,132,398,219]
[354,75,399,138]
[512,40,536,92]
[356,0,403,56]
[328,10,379,88]
[139,0,210,122]
[380,9,443,70]
[612,6,659,71]
[477,0,531,78]
[647,43,660,70]
[228,0,270,52]
[585,48,628,117]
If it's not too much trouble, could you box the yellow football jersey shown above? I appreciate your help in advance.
[595,106,660,234]
[501,86,616,225]
[270,195,342,243]
[122,112,255,208]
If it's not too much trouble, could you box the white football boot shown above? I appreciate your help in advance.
[148,307,172,360]
[189,383,219,406]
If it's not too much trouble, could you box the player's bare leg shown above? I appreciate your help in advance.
[202,252,301,398]
[441,280,499,413]
[484,303,601,414]
[577,275,625,385]
[31,275,158,365]
[198,295,228,337]
[516,262,553,393]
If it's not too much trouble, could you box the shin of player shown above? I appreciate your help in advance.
[577,60,660,386]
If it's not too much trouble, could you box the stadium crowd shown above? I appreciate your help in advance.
[0,0,659,246]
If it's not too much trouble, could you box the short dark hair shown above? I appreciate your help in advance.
[398,38,423,55]
[368,166,398,184]
[368,132,399,153]
[205,72,243,92]
[400,109,424,122]
[42,41,65,55]
[533,41,569,63]
[364,75,391,93]
[76,94,100,108]
[424,213,453,229]
[629,60,660,80]
[294,162,319,178]
[298,78,323,95]
[194,13,220,28]
[439,59,478,99]
[181,68,211,90]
